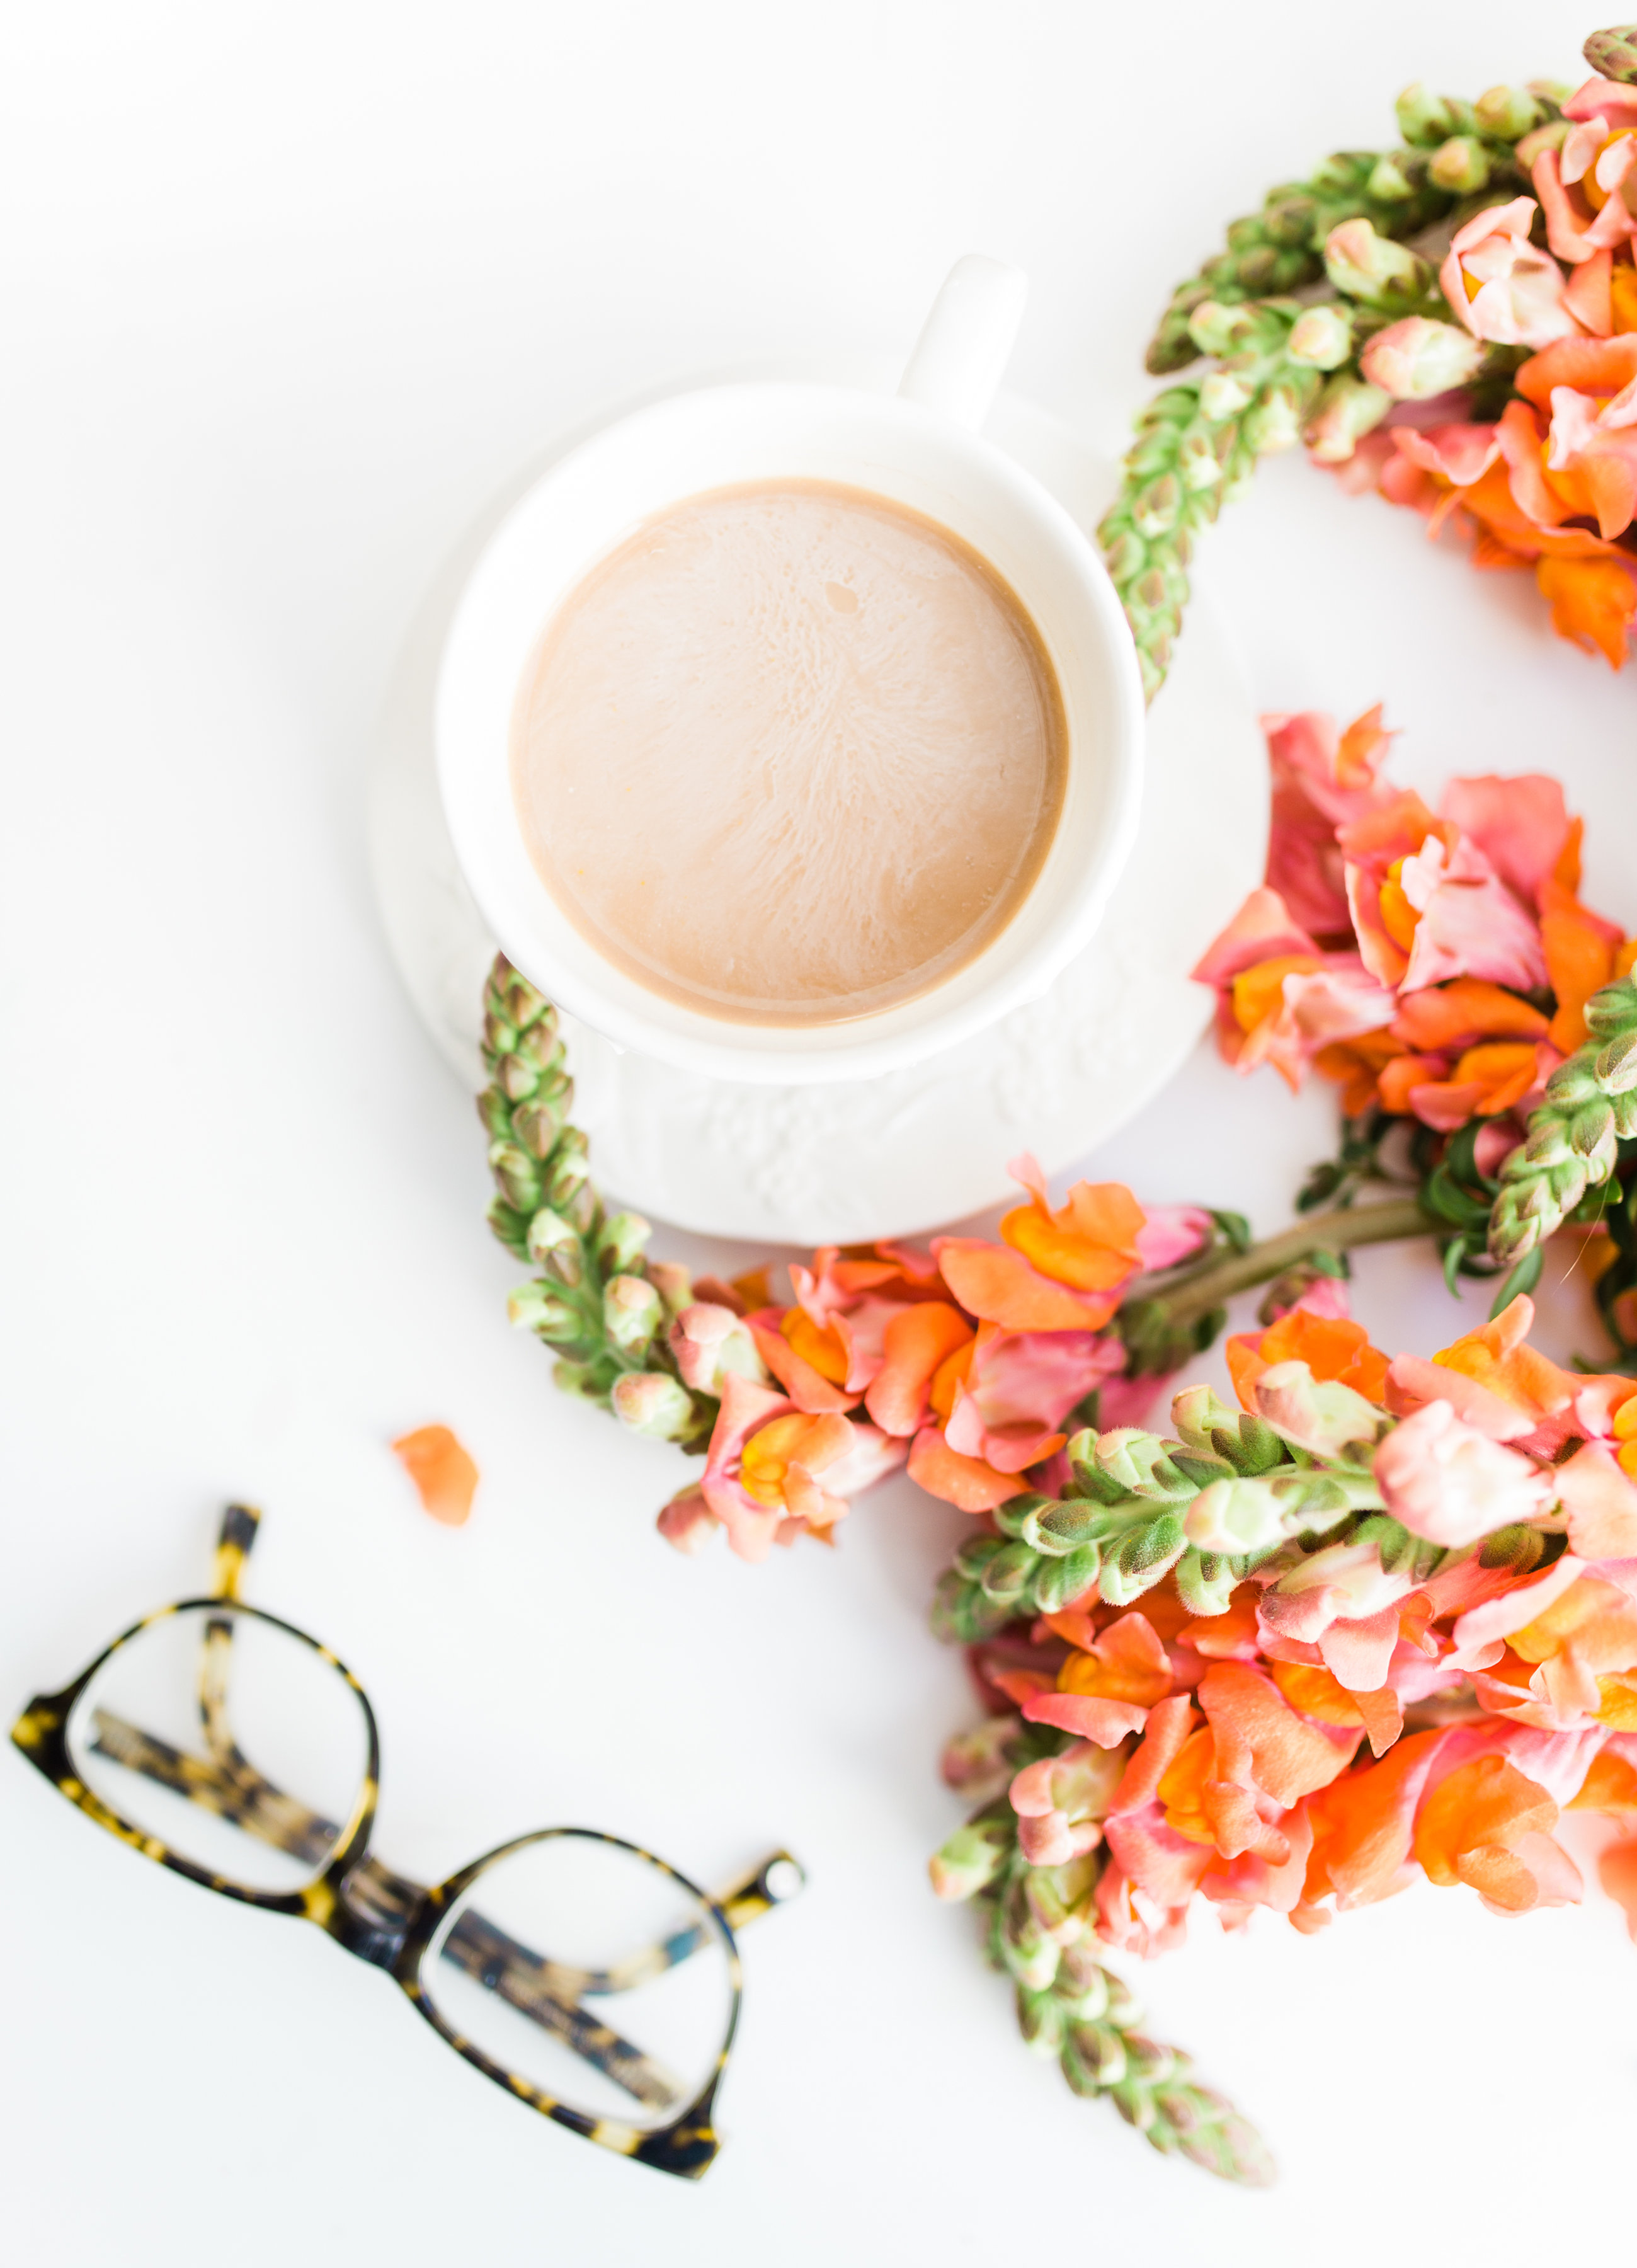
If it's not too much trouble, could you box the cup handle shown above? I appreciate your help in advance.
[896,255,1029,432]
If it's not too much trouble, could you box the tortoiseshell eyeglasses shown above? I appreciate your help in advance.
[10,1504,803,2180]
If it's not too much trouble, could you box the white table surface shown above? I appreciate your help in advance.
[4,4,1634,2260]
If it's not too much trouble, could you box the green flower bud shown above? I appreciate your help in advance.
[928,1815,1015,1901]
[1286,304,1354,370]
[1197,370,1254,421]
[1473,84,1543,140]
[1429,135,1492,195]
[980,1538,1040,1605]
[1102,526,1148,581]
[489,1141,544,1213]
[1018,1988,1068,2058]
[1366,152,1416,202]
[510,1096,564,1158]
[525,1207,578,1264]
[1098,1511,1188,1605]
[498,1050,541,1103]
[603,1273,664,1352]
[1096,1429,1193,1499]
[598,1210,653,1271]
[1585,25,1637,84]
[1175,425,1224,493]
[1170,1385,1241,1455]
[610,1370,695,1439]
[1243,382,1304,456]
[477,1085,514,1140]
[1396,82,1456,147]
[1184,300,1248,358]
[1185,1475,1289,1554]
[1175,1547,1238,1618]
[1303,374,1390,464]
[547,1148,591,1208]
[507,1282,579,1337]
[1323,219,1433,308]
[1132,473,1182,539]
[1034,1544,1102,1613]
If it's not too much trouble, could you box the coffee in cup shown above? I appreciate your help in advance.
[510,478,1066,1026]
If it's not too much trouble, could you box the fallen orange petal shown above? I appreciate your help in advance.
[392,1424,479,1526]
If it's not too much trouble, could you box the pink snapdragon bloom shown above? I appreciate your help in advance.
[668,1301,768,1394]
[1439,198,1583,348]
[1534,90,1637,267]
[1008,1741,1124,1866]
[1374,1399,1554,1547]
[1542,367,1637,538]
[1263,706,1396,939]
[1391,828,1551,993]
[1439,774,1573,908]
[693,1372,903,1561]
[943,1320,1124,1474]
[1190,886,1397,1092]
[1338,793,1548,995]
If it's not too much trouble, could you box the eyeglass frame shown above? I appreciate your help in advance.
[10,1503,802,2180]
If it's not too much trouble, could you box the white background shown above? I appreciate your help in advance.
[4,3,1636,2261]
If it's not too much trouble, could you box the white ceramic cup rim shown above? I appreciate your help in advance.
[436,273,1144,1085]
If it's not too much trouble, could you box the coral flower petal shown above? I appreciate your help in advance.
[905,1425,1025,1511]
[933,1238,1120,1331]
[391,1425,479,1526]
[864,1301,974,1436]
[1023,1692,1150,1746]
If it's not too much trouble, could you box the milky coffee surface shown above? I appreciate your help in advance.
[511,480,1065,1023]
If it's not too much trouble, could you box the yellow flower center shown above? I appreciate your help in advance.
[739,1413,814,1506]
[1378,856,1420,953]
[1230,954,1325,1034]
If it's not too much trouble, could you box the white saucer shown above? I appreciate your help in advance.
[368,373,1268,1245]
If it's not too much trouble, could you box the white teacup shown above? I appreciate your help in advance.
[436,256,1144,1086]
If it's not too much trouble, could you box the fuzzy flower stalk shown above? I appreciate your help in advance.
[1105,32,1637,692]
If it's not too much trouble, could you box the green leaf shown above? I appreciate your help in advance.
[1490,1242,1544,1319]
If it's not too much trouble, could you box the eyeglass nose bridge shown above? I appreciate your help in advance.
[315,1852,428,1973]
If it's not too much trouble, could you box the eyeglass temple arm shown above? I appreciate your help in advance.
[192,1504,807,1950]
[212,1503,261,1603]
[90,1702,805,1984]
[84,1708,687,2109]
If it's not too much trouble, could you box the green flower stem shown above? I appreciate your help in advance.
[1124,1196,1437,1339]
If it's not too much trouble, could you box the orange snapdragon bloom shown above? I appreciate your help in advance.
[1430,1293,1585,1422]
[999,1164,1144,1293]
[1411,1753,1578,1914]
[1322,975,1556,1125]
[1226,1304,1391,1412]
[935,1157,1153,1332]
